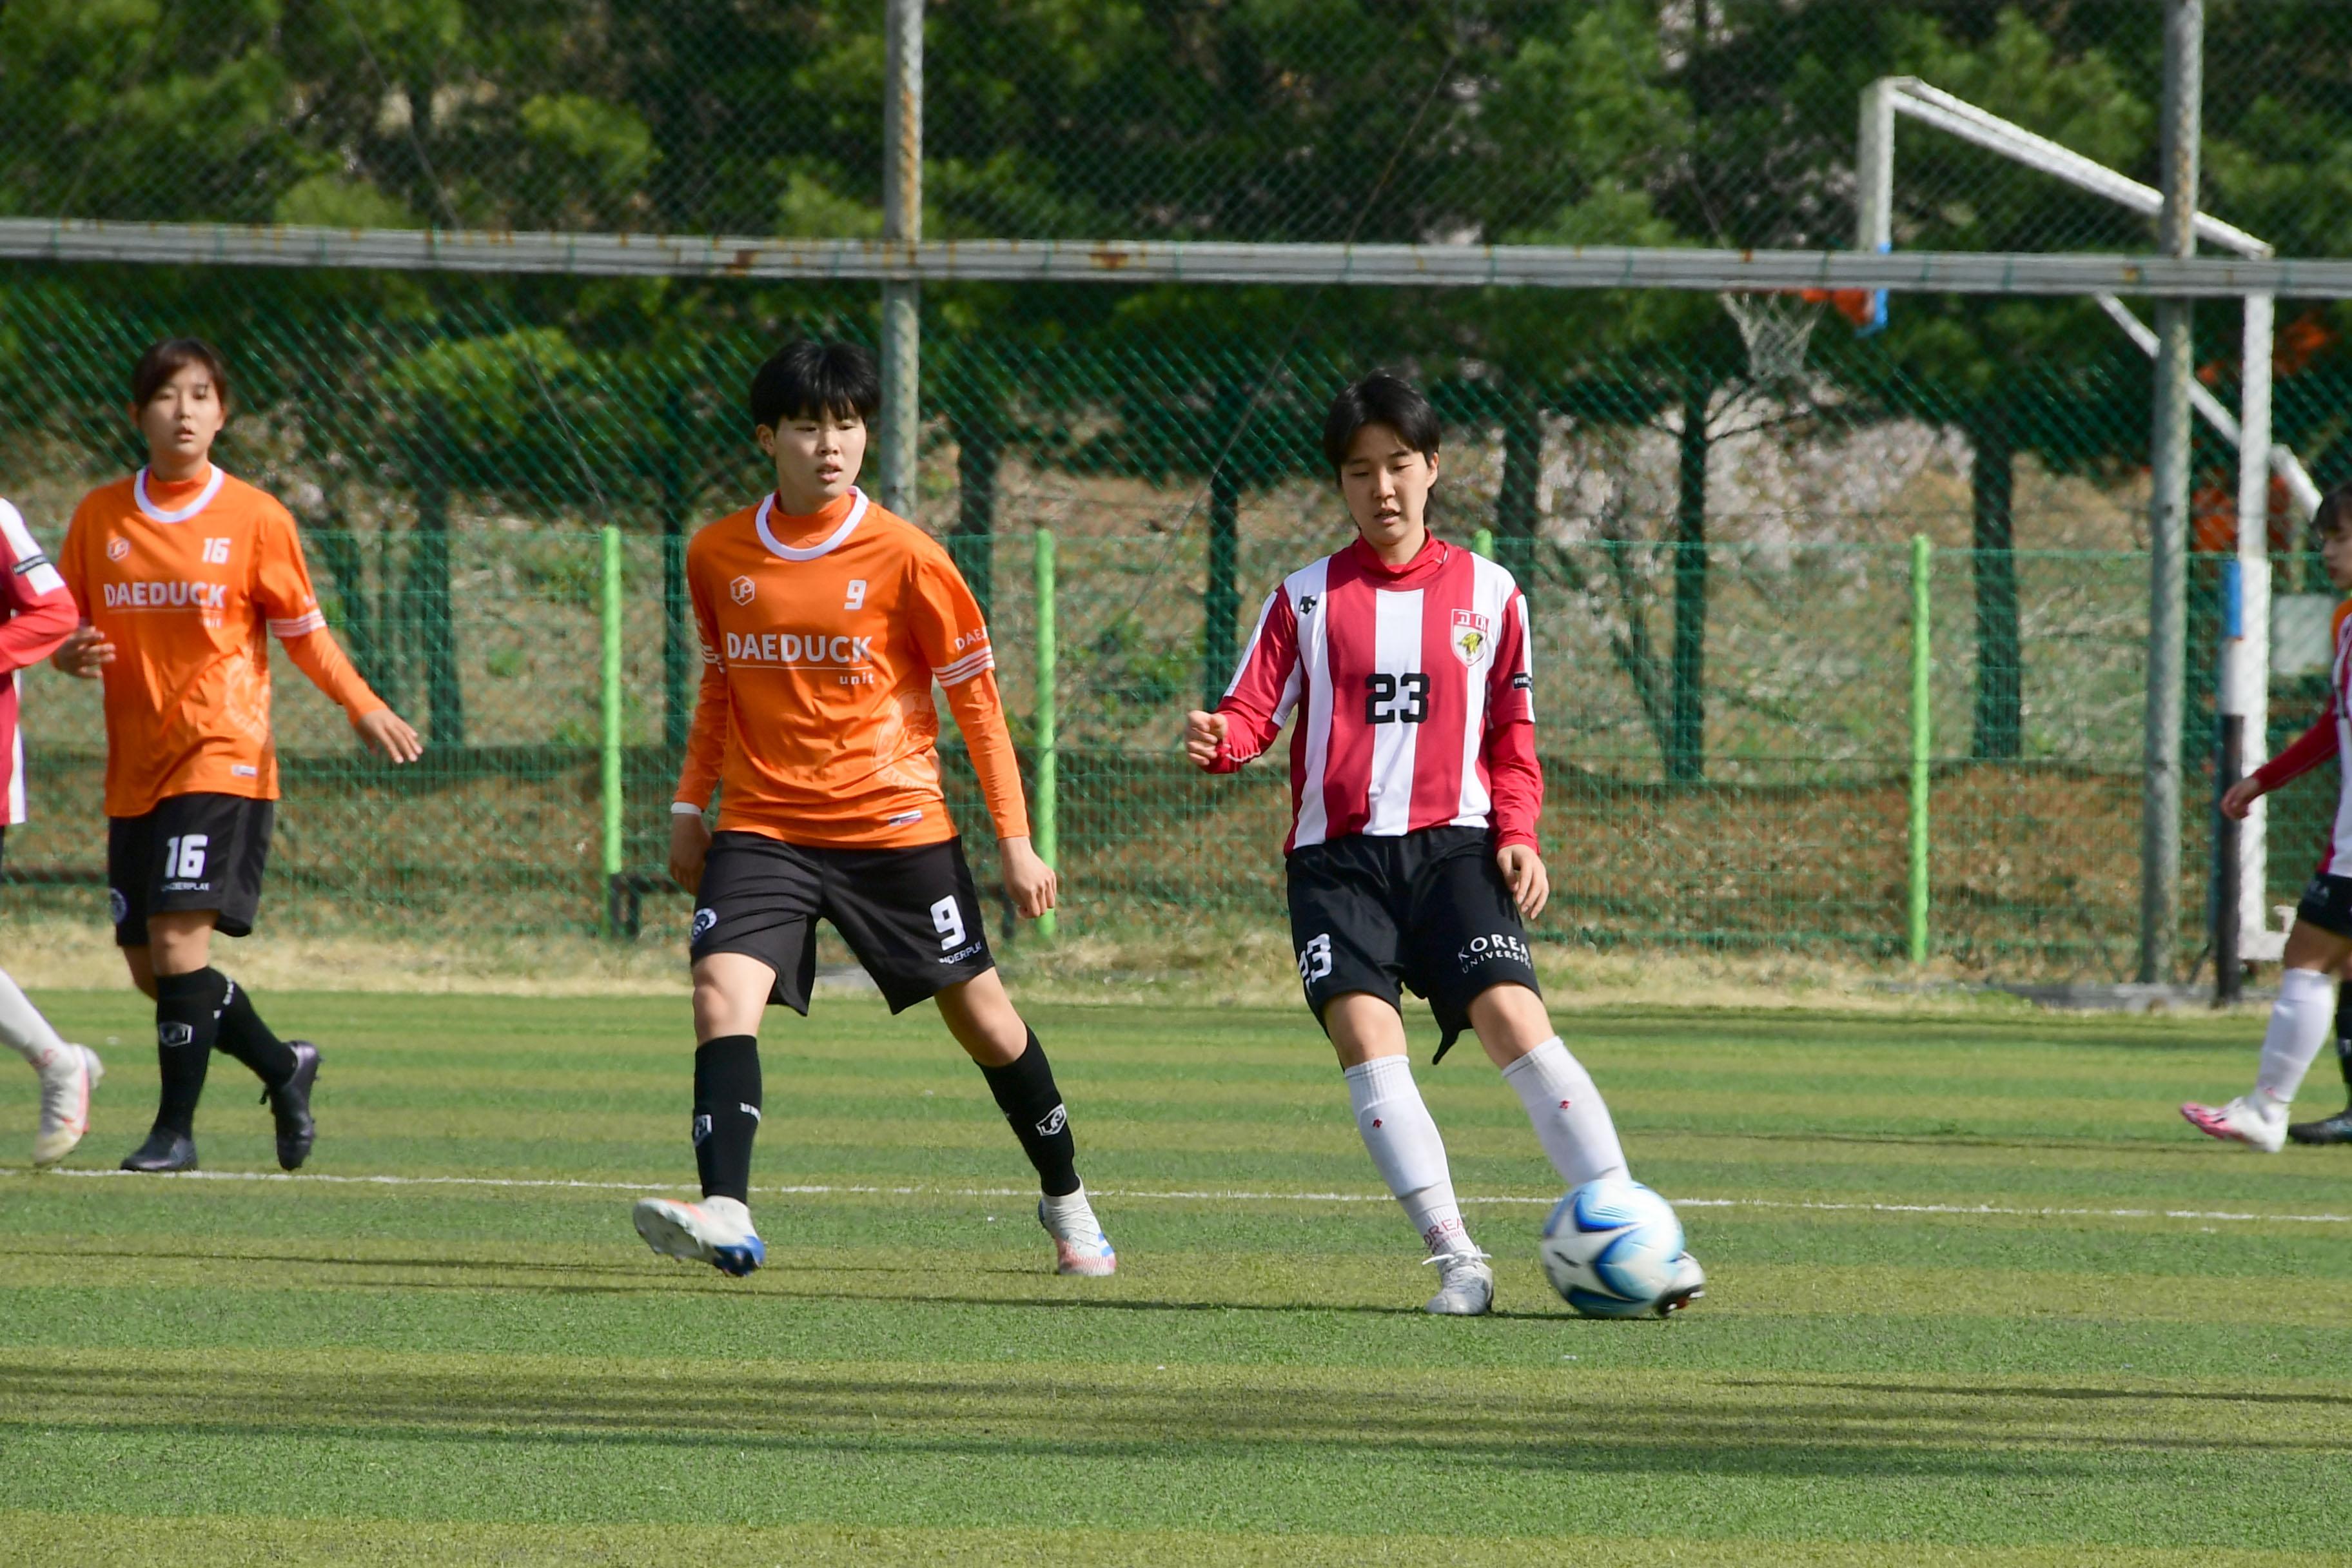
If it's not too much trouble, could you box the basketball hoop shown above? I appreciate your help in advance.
[1720,290,1824,386]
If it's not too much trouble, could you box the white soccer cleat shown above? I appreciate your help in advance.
[632,1194,766,1277]
[1658,1251,1707,1316]
[32,1044,102,1168]
[1037,1189,1117,1277]
[2181,1097,2287,1154]
[1422,1248,1494,1316]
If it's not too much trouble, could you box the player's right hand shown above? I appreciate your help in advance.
[2222,777,2264,820]
[52,624,112,678]
[1183,709,1228,770]
[669,811,712,896]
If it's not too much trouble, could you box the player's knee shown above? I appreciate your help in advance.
[1467,981,1552,1057]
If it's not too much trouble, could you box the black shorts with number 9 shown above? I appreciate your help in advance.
[689,832,995,1014]
[1287,824,1540,1062]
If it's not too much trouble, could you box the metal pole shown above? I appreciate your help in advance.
[879,0,923,518]
[1034,531,1059,941]
[600,525,625,936]
[2217,558,2245,1001]
[1910,534,1932,965]
[2141,0,2202,984]
[2235,293,2277,963]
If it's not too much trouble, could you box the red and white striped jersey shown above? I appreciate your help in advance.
[0,500,79,826]
[2251,599,2352,874]
[1208,534,1541,854]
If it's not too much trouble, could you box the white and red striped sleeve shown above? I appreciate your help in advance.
[0,500,76,673]
[1209,587,1301,772]
[0,499,75,826]
[1482,583,1541,850]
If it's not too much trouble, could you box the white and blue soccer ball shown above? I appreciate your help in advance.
[1538,1178,1691,1318]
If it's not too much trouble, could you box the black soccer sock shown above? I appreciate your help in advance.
[2332,983,2352,1098]
[212,972,298,1087]
[152,968,230,1136]
[978,1030,1080,1197]
[692,1035,762,1204]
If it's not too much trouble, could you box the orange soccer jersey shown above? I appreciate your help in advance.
[674,487,1029,848]
[58,466,384,818]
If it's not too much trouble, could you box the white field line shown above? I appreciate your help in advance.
[5,1165,2350,1227]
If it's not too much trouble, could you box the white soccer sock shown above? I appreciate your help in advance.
[0,968,68,1068]
[2254,966,2337,1120]
[1500,1035,1630,1187]
[1344,1055,1475,1255]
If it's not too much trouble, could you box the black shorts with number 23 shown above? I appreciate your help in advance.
[689,832,995,1013]
[1287,824,1540,1061]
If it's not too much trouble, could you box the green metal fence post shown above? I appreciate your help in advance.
[1472,527,1494,558]
[601,525,624,936]
[1909,534,1932,965]
[1034,530,1059,941]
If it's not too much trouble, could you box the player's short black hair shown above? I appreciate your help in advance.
[748,340,881,430]
[1322,372,1442,480]
[2316,482,2352,539]
[130,337,231,411]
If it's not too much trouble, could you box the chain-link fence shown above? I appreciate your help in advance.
[6,3,2351,977]
[1,267,2338,977]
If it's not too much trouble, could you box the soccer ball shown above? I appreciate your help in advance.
[1538,1178,1690,1318]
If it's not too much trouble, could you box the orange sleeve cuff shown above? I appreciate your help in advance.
[280,629,386,717]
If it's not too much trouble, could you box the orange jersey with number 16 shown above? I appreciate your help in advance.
[58,466,385,818]
[674,487,1029,848]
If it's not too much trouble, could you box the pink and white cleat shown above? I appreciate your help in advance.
[33,1043,103,1168]
[2181,1097,2287,1154]
[1037,1188,1117,1277]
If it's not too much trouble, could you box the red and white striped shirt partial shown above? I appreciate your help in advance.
[1209,534,1541,854]
[2251,599,2352,874]
[0,500,79,826]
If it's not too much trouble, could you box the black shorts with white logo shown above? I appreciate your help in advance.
[1286,824,1540,1063]
[108,792,275,946]
[2297,872,2352,939]
[689,832,995,1014]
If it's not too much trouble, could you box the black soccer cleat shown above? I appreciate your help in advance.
[262,1041,320,1171]
[2287,1106,2352,1145]
[121,1127,197,1173]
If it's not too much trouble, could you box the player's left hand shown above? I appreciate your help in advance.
[1496,843,1549,922]
[1000,835,1059,920]
[353,706,424,763]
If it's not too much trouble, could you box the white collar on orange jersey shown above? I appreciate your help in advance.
[134,464,226,524]
[754,487,868,562]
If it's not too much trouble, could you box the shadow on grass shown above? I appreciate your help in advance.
[10,1358,2331,1476]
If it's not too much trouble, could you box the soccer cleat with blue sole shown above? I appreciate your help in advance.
[632,1195,766,1277]
[1037,1189,1117,1277]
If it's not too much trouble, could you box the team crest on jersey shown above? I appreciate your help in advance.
[1451,609,1493,667]
[107,538,132,563]
[730,574,757,605]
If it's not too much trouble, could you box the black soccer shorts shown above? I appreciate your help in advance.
[107,792,275,946]
[2296,872,2352,939]
[689,832,995,1014]
[1286,824,1542,1062]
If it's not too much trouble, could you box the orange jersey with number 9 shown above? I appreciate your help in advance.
[675,487,1029,848]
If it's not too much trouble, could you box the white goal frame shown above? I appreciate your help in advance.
[1857,75,2313,961]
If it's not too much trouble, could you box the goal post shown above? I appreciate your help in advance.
[1856,73,2313,966]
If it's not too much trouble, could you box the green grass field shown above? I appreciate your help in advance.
[5,990,2352,1565]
